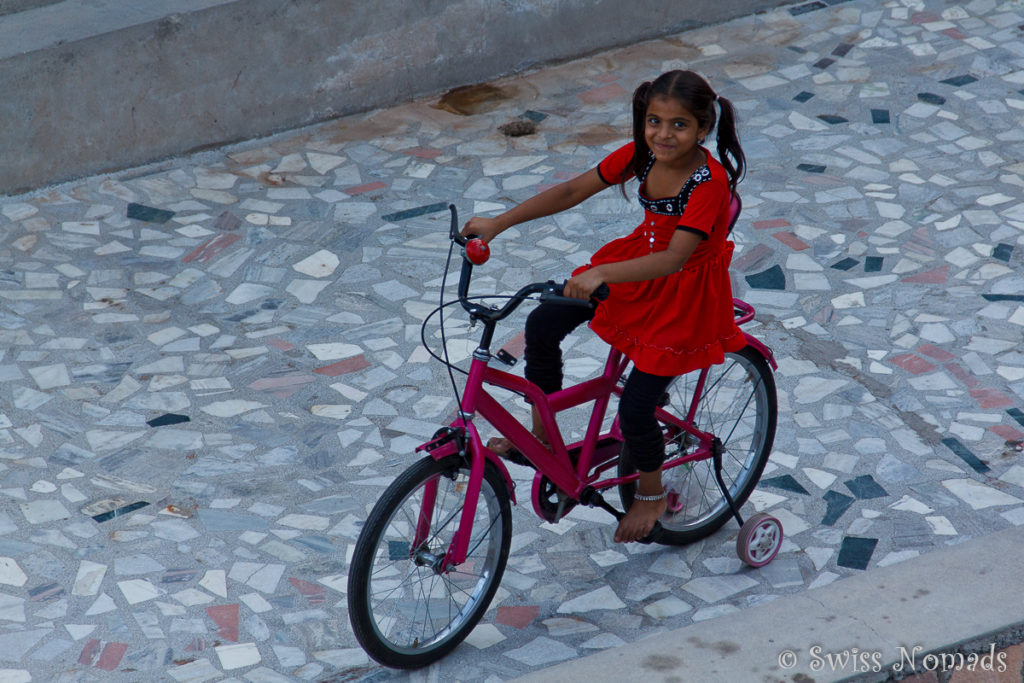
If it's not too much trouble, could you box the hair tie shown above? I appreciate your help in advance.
[714,93,720,102]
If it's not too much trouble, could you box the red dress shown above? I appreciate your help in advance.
[574,142,747,376]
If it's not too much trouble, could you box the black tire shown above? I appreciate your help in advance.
[347,455,512,669]
[618,345,777,545]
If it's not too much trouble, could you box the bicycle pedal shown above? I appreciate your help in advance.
[495,447,534,469]
[495,349,517,366]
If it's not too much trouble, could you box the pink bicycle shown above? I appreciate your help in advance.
[347,205,781,668]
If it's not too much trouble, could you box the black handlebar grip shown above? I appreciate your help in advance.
[592,283,610,301]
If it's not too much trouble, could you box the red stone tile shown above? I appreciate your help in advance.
[731,244,774,273]
[942,28,968,40]
[771,232,810,251]
[500,332,526,359]
[902,265,949,284]
[185,638,207,652]
[990,424,1024,442]
[96,642,128,671]
[206,604,240,642]
[594,73,620,83]
[78,638,101,666]
[752,218,791,230]
[890,354,937,375]
[314,355,371,377]
[290,577,326,605]
[579,83,627,104]
[946,363,981,389]
[970,388,1015,410]
[910,11,941,23]
[183,233,242,263]
[345,181,387,195]
[917,344,956,362]
[495,605,540,628]
[268,338,296,351]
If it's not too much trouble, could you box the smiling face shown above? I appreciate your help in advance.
[643,95,709,169]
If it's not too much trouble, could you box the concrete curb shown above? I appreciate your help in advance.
[513,525,1024,682]
[0,0,794,195]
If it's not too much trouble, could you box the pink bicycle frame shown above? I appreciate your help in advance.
[415,297,774,569]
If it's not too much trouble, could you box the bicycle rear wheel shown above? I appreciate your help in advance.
[618,345,777,546]
[348,455,512,669]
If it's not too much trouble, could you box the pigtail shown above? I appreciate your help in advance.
[714,95,746,194]
[628,81,653,183]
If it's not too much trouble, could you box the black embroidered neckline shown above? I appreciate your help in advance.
[637,154,712,216]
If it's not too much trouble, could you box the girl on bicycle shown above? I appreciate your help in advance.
[463,69,748,543]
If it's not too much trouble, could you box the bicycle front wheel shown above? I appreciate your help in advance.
[618,345,777,546]
[348,455,512,669]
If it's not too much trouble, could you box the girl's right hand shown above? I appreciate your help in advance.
[461,216,504,243]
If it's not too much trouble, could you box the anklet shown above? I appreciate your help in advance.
[633,491,666,502]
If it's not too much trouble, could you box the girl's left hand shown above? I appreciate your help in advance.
[564,268,605,300]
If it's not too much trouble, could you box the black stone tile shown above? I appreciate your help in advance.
[92,501,150,523]
[789,1,827,16]
[822,491,855,526]
[793,91,815,103]
[745,265,786,290]
[813,58,836,70]
[831,257,859,271]
[917,92,946,106]
[797,163,827,173]
[381,202,449,222]
[993,243,1014,262]
[1009,408,1024,428]
[942,437,990,474]
[871,109,891,124]
[214,211,243,231]
[982,294,1024,302]
[29,583,65,602]
[864,256,883,272]
[837,536,878,570]
[940,74,977,87]
[832,43,854,57]
[127,203,175,224]
[162,569,202,584]
[147,413,191,427]
[522,110,548,122]
[762,474,809,495]
[844,474,888,500]
[818,114,848,124]
[788,46,808,55]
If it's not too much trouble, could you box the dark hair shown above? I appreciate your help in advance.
[628,70,746,193]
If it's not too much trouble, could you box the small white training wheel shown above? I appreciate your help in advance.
[736,512,783,567]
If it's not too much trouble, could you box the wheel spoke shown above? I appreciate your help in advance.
[619,347,777,545]
[348,457,511,666]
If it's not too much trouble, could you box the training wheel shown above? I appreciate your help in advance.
[736,512,782,567]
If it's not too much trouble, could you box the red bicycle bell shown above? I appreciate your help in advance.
[465,238,490,265]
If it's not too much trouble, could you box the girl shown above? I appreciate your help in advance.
[463,70,748,543]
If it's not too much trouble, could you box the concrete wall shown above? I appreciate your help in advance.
[0,0,792,196]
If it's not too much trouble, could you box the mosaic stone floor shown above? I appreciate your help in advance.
[2,0,1024,680]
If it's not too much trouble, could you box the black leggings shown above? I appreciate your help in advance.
[524,301,675,473]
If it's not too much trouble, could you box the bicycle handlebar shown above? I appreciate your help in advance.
[447,204,607,324]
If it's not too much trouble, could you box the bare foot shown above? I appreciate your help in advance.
[486,437,516,455]
[614,496,667,543]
